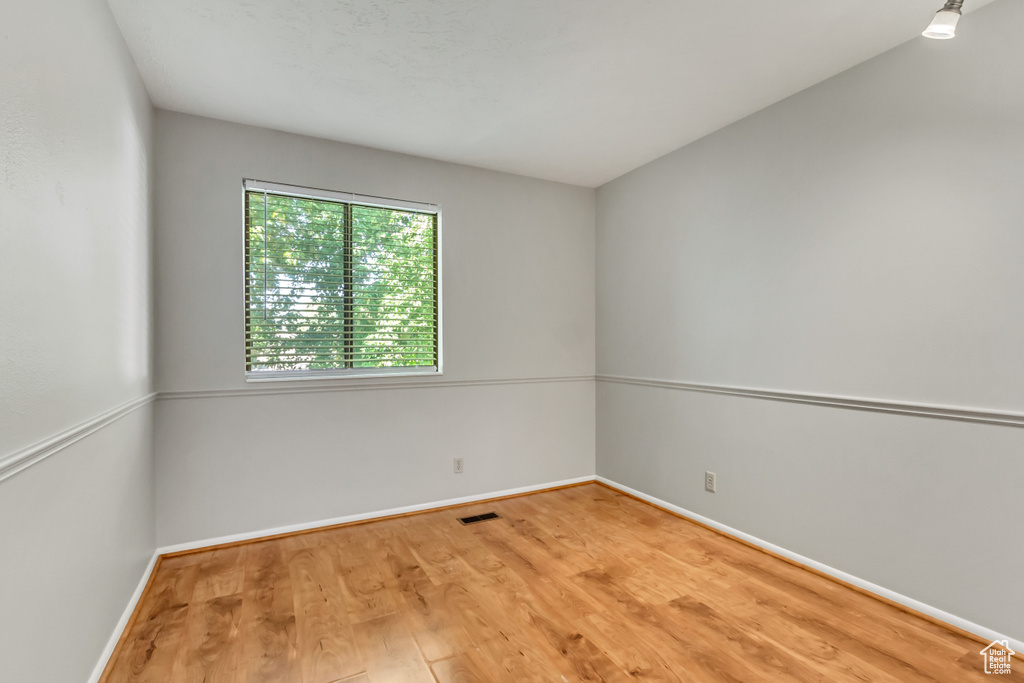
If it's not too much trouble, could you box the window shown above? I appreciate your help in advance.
[244,179,440,379]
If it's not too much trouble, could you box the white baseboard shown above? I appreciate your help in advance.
[87,551,160,683]
[93,475,1019,683]
[157,475,597,555]
[596,476,1023,654]
[89,476,595,680]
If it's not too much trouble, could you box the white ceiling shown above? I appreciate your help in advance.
[107,0,995,187]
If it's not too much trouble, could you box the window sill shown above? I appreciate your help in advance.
[245,367,441,383]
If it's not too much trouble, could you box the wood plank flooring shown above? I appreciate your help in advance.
[101,483,1020,682]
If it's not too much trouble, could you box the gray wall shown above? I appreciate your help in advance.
[0,0,155,681]
[153,112,595,547]
[596,0,1023,642]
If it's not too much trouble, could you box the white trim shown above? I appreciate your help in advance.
[93,477,595,676]
[0,378,595,481]
[0,393,156,484]
[243,178,438,214]
[87,475,593,678]
[241,178,444,382]
[435,206,444,376]
[246,366,441,383]
[87,551,160,683]
[597,374,1024,428]
[90,476,1022,678]
[157,475,597,555]
[596,476,1024,654]
[159,374,594,401]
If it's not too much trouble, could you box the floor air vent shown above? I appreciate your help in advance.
[459,511,500,525]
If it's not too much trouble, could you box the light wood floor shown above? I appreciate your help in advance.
[101,483,1020,682]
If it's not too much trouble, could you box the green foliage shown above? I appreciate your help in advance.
[245,191,437,372]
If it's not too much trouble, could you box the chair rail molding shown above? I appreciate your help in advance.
[596,374,1024,428]
[158,374,595,401]
[0,393,157,484]
[1,377,595,482]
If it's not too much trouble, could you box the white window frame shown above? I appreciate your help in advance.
[242,178,443,382]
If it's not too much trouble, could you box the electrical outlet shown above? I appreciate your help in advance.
[705,471,717,493]
[454,458,464,474]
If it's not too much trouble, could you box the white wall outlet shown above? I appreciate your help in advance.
[705,471,717,493]
[454,458,464,474]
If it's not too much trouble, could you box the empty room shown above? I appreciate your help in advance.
[2,0,1023,680]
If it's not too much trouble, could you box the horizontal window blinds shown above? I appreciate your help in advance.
[244,182,439,376]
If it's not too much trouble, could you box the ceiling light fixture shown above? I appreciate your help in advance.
[923,0,964,39]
